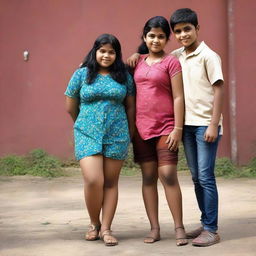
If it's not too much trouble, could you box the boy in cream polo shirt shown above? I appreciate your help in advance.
[170,8,224,247]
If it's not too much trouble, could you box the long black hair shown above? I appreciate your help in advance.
[81,33,127,84]
[138,16,171,54]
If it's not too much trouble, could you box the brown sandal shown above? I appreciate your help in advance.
[85,224,101,241]
[100,230,118,246]
[175,226,188,246]
[144,228,161,243]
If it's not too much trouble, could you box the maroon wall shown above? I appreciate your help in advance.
[232,0,256,164]
[0,0,253,164]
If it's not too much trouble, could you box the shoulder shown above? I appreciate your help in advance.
[71,67,87,77]
[78,67,88,74]
[201,43,222,61]
[171,47,184,58]
[162,55,181,71]
[164,54,180,64]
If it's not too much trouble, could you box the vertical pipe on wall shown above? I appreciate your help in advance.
[227,0,238,164]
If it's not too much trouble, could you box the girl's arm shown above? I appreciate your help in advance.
[204,80,224,142]
[65,96,80,122]
[166,72,185,151]
[124,95,136,139]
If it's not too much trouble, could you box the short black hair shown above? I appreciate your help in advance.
[170,8,198,31]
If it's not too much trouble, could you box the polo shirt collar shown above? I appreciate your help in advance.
[181,41,206,58]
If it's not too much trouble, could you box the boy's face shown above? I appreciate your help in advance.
[173,23,199,50]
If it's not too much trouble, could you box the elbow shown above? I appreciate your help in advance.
[66,106,73,115]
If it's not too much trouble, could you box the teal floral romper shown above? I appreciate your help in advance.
[65,67,134,160]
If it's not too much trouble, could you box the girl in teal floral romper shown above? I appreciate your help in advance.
[65,34,135,246]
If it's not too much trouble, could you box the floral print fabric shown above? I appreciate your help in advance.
[65,67,134,160]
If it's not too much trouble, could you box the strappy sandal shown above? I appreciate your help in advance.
[175,226,188,246]
[85,224,101,241]
[144,228,161,243]
[100,230,118,246]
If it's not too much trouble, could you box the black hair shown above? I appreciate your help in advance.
[137,16,171,54]
[170,8,198,31]
[80,33,127,84]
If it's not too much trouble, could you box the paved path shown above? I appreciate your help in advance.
[0,171,255,256]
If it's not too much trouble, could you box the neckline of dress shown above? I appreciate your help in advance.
[98,73,110,77]
[143,54,168,67]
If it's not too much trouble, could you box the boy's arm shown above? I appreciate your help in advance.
[127,53,140,68]
[204,80,224,142]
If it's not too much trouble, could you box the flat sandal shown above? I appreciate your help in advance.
[85,224,101,241]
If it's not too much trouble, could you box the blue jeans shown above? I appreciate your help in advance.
[182,125,221,232]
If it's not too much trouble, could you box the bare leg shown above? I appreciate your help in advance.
[80,155,103,227]
[158,164,187,245]
[141,161,160,243]
[100,157,123,245]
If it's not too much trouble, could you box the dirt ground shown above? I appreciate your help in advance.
[0,170,255,256]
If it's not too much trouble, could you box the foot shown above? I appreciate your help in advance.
[100,230,118,246]
[186,226,204,239]
[175,226,188,246]
[85,223,101,241]
[192,230,220,247]
[144,228,161,243]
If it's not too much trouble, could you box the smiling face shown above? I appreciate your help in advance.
[173,22,200,53]
[96,43,116,71]
[144,27,168,55]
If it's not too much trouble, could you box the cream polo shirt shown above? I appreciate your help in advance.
[171,42,224,133]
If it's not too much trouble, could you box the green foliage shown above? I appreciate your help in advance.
[215,157,237,177]
[123,144,139,169]
[215,157,256,178]
[0,149,64,177]
[61,157,79,168]
[177,145,188,171]
[122,145,140,175]
[121,166,140,176]
[0,147,255,178]
[237,157,256,178]
[0,155,28,175]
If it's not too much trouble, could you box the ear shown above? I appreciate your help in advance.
[196,25,200,31]
[143,36,146,42]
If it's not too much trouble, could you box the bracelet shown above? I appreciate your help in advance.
[174,126,183,130]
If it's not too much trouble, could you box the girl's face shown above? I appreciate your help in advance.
[96,43,116,70]
[144,27,168,54]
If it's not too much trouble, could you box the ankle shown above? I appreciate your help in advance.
[175,225,185,231]
[151,227,160,230]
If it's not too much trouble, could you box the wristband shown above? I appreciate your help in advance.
[174,126,183,130]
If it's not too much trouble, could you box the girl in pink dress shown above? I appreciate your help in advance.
[133,16,187,246]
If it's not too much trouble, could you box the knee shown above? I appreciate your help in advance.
[104,178,119,189]
[84,177,103,189]
[142,173,158,186]
[159,171,177,186]
[197,176,216,187]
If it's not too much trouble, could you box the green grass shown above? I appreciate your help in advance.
[0,149,65,177]
[121,144,256,178]
[0,147,255,178]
